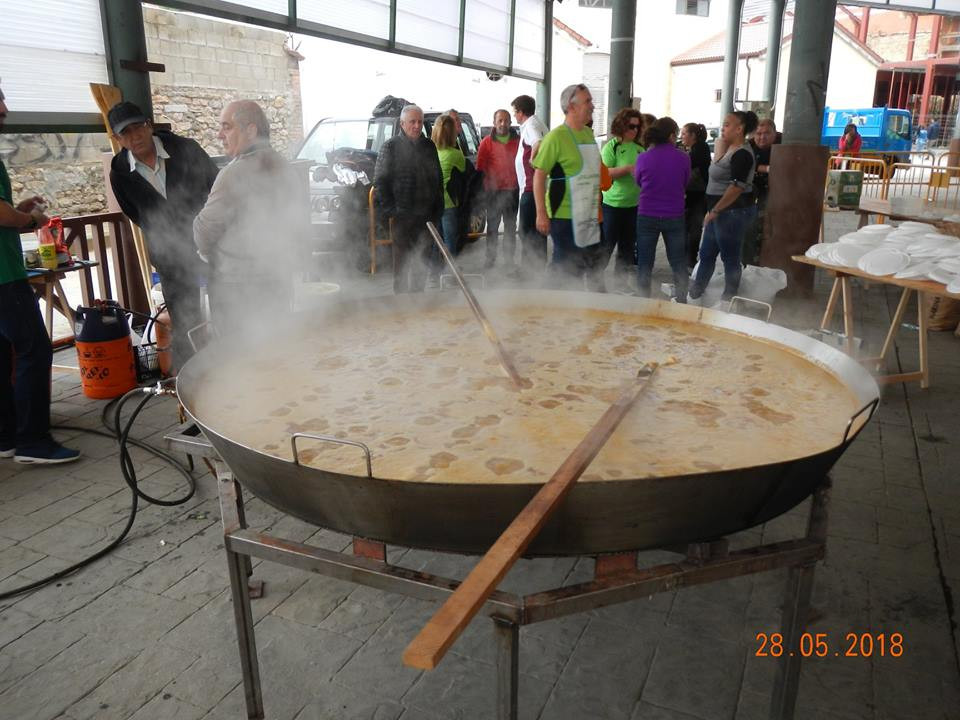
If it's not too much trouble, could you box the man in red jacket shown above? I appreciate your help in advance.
[476,109,520,271]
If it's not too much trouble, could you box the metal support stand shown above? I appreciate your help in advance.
[220,472,264,719]
[198,452,831,720]
[770,481,830,720]
[493,617,520,720]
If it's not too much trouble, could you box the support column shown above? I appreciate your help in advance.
[100,0,153,116]
[857,7,870,43]
[607,0,637,130]
[763,0,787,106]
[721,0,746,118]
[537,0,554,128]
[762,0,837,294]
[906,13,918,62]
[919,61,935,126]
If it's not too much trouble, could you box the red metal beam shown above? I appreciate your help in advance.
[931,16,943,58]
[920,60,935,125]
[907,13,919,62]
[859,7,871,44]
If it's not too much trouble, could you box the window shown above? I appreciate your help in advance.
[297,119,370,164]
[677,0,710,17]
[714,89,722,103]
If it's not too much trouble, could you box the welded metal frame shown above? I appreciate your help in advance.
[209,456,831,720]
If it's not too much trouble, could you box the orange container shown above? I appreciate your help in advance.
[76,336,138,399]
[75,301,138,399]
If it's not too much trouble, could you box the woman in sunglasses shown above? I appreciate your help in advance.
[598,108,644,293]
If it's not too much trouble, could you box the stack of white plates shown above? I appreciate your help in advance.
[938,257,960,274]
[894,261,937,279]
[805,244,831,260]
[928,267,958,286]
[831,244,873,268]
[857,247,911,275]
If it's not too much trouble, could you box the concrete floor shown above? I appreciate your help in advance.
[1,214,959,720]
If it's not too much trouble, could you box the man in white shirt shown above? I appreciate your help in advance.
[511,95,549,278]
[108,101,219,370]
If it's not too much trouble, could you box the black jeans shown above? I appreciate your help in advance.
[518,191,547,274]
[684,193,707,269]
[392,215,435,293]
[600,203,637,276]
[0,280,53,450]
[153,257,204,373]
[484,189,519,266]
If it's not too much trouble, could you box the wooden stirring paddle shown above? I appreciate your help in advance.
[426,221,525,390]
[402,362,660,670]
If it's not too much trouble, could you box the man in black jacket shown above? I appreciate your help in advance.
[373,105,442,293]
[108,101,219,370]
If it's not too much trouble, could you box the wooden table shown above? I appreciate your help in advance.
[857,196,960,229]
[26,259,99,342]
[793,254,960,388]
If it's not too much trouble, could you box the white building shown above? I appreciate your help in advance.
[669,14,883,129]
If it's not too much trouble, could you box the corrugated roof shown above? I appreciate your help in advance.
[671,14,884,66]
[671,16,792,65]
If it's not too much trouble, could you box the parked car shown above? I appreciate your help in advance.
[297,111,481,248]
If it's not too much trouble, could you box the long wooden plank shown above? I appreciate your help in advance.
[402,362,660,671]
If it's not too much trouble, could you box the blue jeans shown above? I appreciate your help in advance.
[441,207,459,257]
[690,204,756,300]
[547,219,594,290]
[635,214,688,300]
[0,280,53,450]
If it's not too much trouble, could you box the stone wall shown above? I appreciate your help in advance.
[2,6,303,217]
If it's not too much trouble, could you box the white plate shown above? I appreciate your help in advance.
[937,257,960,273]
[895,261,937,279]
[833,244,872,268]
[858,248,911,276]
[933,244,960,258]
[898,221,932,231]
[838,232,863,244]
[859,224,893,234]
[805,243,831,260]
[948,277,960,294]
[928,267,958,286]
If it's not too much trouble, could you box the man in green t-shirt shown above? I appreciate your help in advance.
[532,83,601,289]
[0,82,80,464]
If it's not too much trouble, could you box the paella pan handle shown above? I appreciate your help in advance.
[290,433,373,478]
[727,296,773,323]
[842,397,880,445]
[186,321,218,353]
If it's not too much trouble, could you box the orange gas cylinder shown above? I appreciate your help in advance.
[154,308,173,377]
[75,301,138,399]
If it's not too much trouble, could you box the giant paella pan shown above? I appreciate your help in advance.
[177,291,879,555]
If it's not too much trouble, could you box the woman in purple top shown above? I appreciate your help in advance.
[633,117,691,301]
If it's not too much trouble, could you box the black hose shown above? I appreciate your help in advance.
[0,386,198,601]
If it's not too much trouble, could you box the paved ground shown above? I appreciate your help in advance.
[2,215,960,720]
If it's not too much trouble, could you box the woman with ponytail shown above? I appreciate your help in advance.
[689,110,758,302]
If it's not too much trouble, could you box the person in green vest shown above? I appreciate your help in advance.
[0,82,80,464]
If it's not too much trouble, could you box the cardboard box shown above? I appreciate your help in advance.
[825,170,863,208]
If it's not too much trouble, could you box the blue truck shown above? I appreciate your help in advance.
[821,107,912,154]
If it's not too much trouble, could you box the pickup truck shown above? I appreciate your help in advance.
[296,111,481,270]
[821,107,912,159]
